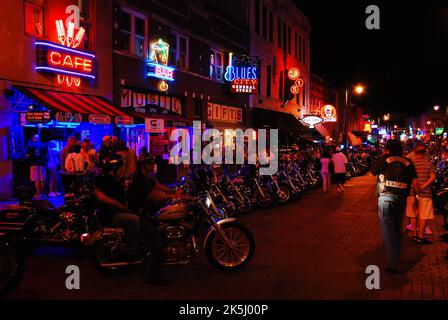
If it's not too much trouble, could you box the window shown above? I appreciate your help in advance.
[294,32,298,58]
[25,1,44,37]
[277,18,281,48]
[255,0,260,34]
[117,9,148,58]
[287,26,291,54]
[210,49,224,80]
[169,32,189,69]
[298,35,302,61]
[302,38,306,63]
[262,5,267,39]
[266,65,271,97]
[269,11,273,43]
[302,83,306,105]
[282,22,287,51]
[279,71,283,100]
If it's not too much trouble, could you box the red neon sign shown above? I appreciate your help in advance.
[48,51,93,73]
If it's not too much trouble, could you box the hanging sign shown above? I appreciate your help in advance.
[301,115,323,128]
[55,111,82,123]
[224,53,259,94]
[145,118,165,133]
[288,67,304,95]
[115,116,134,126]
[88,114,111,125]
[147,39,175,81]
[321,105,337,122]
[25,111,51,123]
[35,6,95,88]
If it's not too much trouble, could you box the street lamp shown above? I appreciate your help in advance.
[344,84,366,148]
[434,105,440,111]
[383,114,390,121]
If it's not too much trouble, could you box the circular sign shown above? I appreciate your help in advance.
[288,68,300,80]
[321,105,337,122]
[295,78,304,87]
[301,115,323,128]
[158,80,169,92]
[290,85,300,95]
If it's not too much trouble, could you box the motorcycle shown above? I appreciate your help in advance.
[0,188,101,297]
[92,192,255,273]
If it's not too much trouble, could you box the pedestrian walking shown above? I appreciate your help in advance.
[61,136,77,172]
[370,140,420,273]
[26,134,47,198]
[406,142,436,244]
[320,150,332,193]
[333,147,348,192]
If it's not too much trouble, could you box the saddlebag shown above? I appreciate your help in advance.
[0,206,35,237]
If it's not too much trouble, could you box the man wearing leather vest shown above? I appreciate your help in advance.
[370,140,421,273]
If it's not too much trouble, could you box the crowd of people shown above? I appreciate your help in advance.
[370,139,438,274]
[25,134,144,198]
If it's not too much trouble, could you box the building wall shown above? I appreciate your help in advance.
[248,0,311,117]
[112,0,250,126]
[0,0,114,198]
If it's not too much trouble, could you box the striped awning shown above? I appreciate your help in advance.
[15,86,128,117]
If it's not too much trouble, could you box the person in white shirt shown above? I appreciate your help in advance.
[65,144,86,173]
[333,147,348,192]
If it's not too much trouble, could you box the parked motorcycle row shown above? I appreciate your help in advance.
[0,149,374,297]
[179,151,374,218]
[0,174,255,297]
[431,155,448,229]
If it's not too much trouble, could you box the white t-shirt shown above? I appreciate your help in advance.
[65,153,85,172]
[333,152,348,174]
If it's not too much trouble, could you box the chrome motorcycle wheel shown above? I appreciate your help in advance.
[205,222,254,271]
[276,186,290,204]
[0,241,25,297]
[256,188,272,209]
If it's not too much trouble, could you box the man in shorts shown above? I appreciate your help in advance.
[406,142,436,244]
[26,134,47,198]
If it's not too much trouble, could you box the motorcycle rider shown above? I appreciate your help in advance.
[94,155,169,286]
[127,155,193,285]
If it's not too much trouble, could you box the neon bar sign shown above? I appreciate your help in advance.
[147,39,175,83]
[224,53,259,94]
[36,41,96,80]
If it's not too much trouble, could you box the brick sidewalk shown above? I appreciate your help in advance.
[6,175,448,299]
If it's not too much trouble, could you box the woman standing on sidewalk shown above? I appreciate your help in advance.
[320,150,332,193]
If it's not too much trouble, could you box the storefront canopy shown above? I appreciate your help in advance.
[133,111,192,127]
[15,86,128,117]
[251,107,309,136]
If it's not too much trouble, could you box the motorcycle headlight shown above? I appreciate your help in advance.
[206,197,211,208]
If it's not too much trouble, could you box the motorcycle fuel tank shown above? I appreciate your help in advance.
[154,201,189,221]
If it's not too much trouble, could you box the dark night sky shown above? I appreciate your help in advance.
[294,0,448,116]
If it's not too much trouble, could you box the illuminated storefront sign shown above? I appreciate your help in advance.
[35,9,95,87]
[115,116,134,126]
[147,39,175,84]
[288,67,304,95]
[301,115,323,128]
[145,118,165,133]
[25,111,51,123]
[224,53,259,94]
[435,127,444,136]
[120,88,182,115]
[321,105,337,122]
[207,103,243,123]
[55,112,82,123]
[36,41,95,80]
[88,114,111,125]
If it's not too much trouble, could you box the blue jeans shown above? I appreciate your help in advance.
[378,194,407,269]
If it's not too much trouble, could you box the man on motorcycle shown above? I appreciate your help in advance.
[94,156,169,286]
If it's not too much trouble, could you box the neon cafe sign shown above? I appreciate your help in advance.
[147,39,175,91]
[224,53,259,94]
[35,11,95,87]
